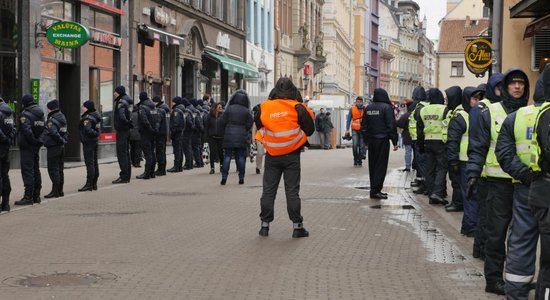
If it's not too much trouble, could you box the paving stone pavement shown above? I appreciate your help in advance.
[0,148,512,299]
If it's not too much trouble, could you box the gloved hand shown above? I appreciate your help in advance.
[466,177,478,199]
[519,171,533,186]
[449,162,460,174]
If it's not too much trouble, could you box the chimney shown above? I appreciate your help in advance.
[465,15,471,27]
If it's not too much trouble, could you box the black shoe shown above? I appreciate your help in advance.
[133,163,142,168]
[112,178,129,184]
[445,204,463,212]
[353,161,358,166]
[464,231,475,238]
[485,281,505,295]
[403,168,411,172]
[220,178,227,185]
[44,189,60,199]
[256,168,261,174]
[183,166,193,170]
[78,183,93,192]
[412,186,426,194]
[14,197,34,206]
[292,228,309,238]
[410,181,421,187]
[429,194,449,205]
[370,193,388,199]
[259,227,269,237]
[136,173,150,180]
[209,168,215,174]
[1,203,10,212]
[380,192,388,196]
[239,178,244,185]
[473,245,481,259]
[155,170,166,176]
[33,195,41,204]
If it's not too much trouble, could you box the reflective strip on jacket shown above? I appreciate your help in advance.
[409,101,428,141]
[454,108,470,162]
[420,103,446,141]
[511,105,540,182]
[483,102,512,179]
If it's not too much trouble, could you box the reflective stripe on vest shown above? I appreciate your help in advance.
[456,109,470,162]
[484,102,512,179]
[256,99,315,156]
[530,102,550,171]
[409,101,428,141]
[351,105,363,131]
[511,105,540,182]
[420,104,446,141]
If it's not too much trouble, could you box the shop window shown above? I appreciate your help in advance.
[91,10,115,32]
[451,61,463,77]
[41,0,73,20]
[0,0,18,108]
[533,28,550,70]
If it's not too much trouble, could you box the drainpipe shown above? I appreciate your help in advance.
[349,0,353,105]
[492,0,502,73]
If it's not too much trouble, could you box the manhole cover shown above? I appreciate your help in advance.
[143,192,201,197]
[370,204,415,210]
[72,211,146,217]
[4,272,117,287]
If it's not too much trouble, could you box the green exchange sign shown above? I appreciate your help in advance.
[46,21,89,48]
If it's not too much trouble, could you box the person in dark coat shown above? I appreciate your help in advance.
[168,97,186,172]
[41,99,68,198]
[0,95,15,212]
[360,88,398,199]
[190,98,205,168]
[129,98,142,168]
[410,86,428,190]
[205,102,224,174]
[220,90,253,185]
[78,100,101,192]
[321,111,334,149]
[153,96,170,176]
[136,92,159,180]
[14,94,45,205]
[396,99,414,171]
[444,85,465,213]
[112,85,133,184]
[182,98,195,170]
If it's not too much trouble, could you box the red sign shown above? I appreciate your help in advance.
[100,133,116,141]
[90,30,122,47]
[304,65,312,76]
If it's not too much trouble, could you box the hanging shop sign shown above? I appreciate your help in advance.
[46,21,90,48]
[152,7,170,27]
[464,39,492,75]
[90,29,122,48]
[31,79,40,103]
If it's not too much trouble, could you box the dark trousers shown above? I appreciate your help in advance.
[155,135,167,168]
[484,178,514,285]
[528,176,550,300]
[459,163,477,233]
[424,142,448,196]
[367,138,390,196]
[449,167,463,207]
[413,142,426,179]
[182,131,193,168]
[83,142,99,182]
[474,177,489,254]
[46,145,64,186]
[351,130,364,163]
[116,130,131,181]
[260,152,303,224]
[20,147,41,197]
[140,135,156,175]
[0,151,11,205]
[222,148,246,179]
[171,132,183,167]
[208,137,224,169]
[192,132,203,166]
[130,140,142,166]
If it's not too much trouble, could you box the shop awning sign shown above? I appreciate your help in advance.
[464,39,492,74]
[46,21,90,48]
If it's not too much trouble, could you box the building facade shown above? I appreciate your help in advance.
[379,0,402,101]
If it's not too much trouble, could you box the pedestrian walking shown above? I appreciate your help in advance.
[112,85,133,184]
[444,85,464,213]
[205,102,224,174]
[220,90,253,185]
[466,68,530,296]
[396,99,414,172]
[136,92,160,180]
[255,77,315,237]
[78,100,101,192]
[0,95,15,212]
[153,96,170,176]
[167,97,186,173]
[360,88,398,199]
[41,99,68,198]
[345,97,366,166]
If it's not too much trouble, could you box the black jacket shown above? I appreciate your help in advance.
[41,110,68,148]
[18,103,45,149]
[79,110,101,145]
[222,90,253,149]
[137,99,160,136]
[360,88,398,145]
[156,102,170,136]
[0,101,15,151]
[445,86,466,163]
[396,111,412,146]
[205,112,224,138]
[466,69,530,179]
[169,104,186,135]
[416,88,447,147]
[114,93,133,131]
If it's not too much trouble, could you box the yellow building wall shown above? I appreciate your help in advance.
[354,12,364,96]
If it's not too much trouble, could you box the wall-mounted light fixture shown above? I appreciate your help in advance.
[145,71,154,85]
[164,76,171,86]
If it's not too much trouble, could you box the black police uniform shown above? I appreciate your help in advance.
[137,98,160,179]
[444,85,464,211]
[155,100,170,175]
[113,92,133,183]
[79,110,101,191]
[182,101,195,170]
[15,101,45,204]
[168,99,186,172]
[129,102,142,167]
[360,88,398,199]
[191,106,204,167]
[0,99,15,212]
[42,109,68,198]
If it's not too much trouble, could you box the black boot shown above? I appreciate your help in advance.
[155,164,166,176]
[59,183,64,197]
[167,162,181,173]
[33,189,41,203]
[136,170,150,179]
[149,169,156,179]
[14,193,34,206]
[93,177,98,190]
[44,185,60,199]
[78,180,94,192]
[0,195,9,212]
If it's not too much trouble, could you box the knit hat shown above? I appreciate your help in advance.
[139,92,148,101]
[22,94,35,107]
[152,96,161,103]
[83,100,95,111]
[505,71,528,86]
[182,97,190,107]
[47,99,59,110]
[115,85,126,95]
[190,98,198,107]
[172,96,182,105]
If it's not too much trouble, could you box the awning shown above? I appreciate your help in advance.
[524,14,550,39]
[205,51,259,78]
[138,24,184,46]
[510,0,550,18]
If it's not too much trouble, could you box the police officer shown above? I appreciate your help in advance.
[112,85,132,184]
[345,96,365,166]
[182,98,195,170]
[136,92,160,180]
[41,99,68,199]
[0,95,15,212]
[528,65,550,300]
[443,85,464,212]
[360,88,398,199]
[409,86,429,192]
[466,69,530,295]
[168,97,186,172]
[153,96,169,176]
[495,66,547,300]
[129,97,142,168]
[14,94,44,205]
[78,100,101,192]
[416,88,448,205]
[255,77,315,238]
[190,98,204,168]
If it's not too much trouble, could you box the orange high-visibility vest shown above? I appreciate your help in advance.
[256,99,314,156]
[351,105,364,131]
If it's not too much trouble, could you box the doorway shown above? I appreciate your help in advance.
[58,63,80,161]
[181,60,195,99]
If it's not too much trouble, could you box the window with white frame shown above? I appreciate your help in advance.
[451,61,463,77]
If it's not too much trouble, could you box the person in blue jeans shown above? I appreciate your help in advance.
[346,96,366,166]
[220,90,253,185]
[396,99,414,171]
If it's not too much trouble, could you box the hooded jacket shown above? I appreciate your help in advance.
[445,86,468,163]
[41,109,68,148]
[222,90,254,148]
[416,88,448,146]
[114,92,133,131]
[535,64,550,177]
[445,86,463,111]
[137,98,160,136]
[396,101,413,146]
[156,101,170,136]
[466,69,530,179]
[0,100,15,150]
[79,109,101,145]
[169,98,187,138]
[360,88,398,144]
[18,103,45,149]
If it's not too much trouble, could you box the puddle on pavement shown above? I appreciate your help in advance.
[370,204,415,210]
[3,272,117,288]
